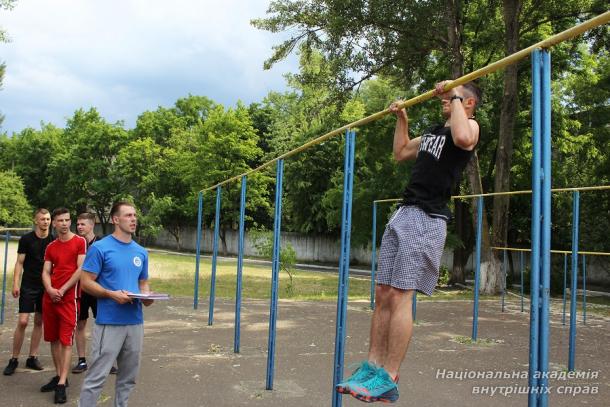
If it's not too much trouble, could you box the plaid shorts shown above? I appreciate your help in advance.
[376,205,447,295]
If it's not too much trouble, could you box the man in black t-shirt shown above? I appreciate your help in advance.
[337,81,482,403]
[3,208,53,376]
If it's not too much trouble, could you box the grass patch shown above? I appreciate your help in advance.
[451,336,504,346]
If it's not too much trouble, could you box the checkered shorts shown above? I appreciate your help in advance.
[376,205,447,296]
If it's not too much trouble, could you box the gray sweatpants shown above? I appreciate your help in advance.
[79,323,144,407]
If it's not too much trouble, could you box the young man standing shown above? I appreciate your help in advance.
[3,208,52,376]
[79,201,154,407]
[41,208,87,404]
[336,80,481,403]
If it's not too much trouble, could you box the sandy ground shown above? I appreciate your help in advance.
[0,295,608,407]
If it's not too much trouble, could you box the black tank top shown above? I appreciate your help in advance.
[402,123,476,220]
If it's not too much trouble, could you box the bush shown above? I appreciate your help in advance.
[250,228,297,295]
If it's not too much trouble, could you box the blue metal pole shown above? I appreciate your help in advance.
[266,159,284,390]
[502,249,507,312]
[528,49,542,407]
[208,186,221,326]
[234,176,247,353]
[568,191,580,371]
[562,253,567,325]
[538,49,552,407]
[471,196,483,341]
[370,201,377,310]
[412,291,417,322]
[332,130,356,407]
[1,232,9,325]
[582,254,586,325]
[520,251,525,313]
[194,192,203,310]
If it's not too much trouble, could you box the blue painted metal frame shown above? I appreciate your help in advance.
[562,253,567,325]
[266,159,284,390]
[208,186,222,326]
[520,251,525,313]
[568,191,579,371]
[235,176,247,353]
[370,201,377,310]
[1,232,9,324]
[412,291,417,322]
[471,196,483,341]
[194,191,203,310]
[501,249,507,312]
[332,130,356,407]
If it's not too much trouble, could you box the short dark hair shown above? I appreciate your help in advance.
[110,201,135,219]
[462,81,482,105]
[51,207,70,220]
[34,208,50,218]
[77,212,96,223]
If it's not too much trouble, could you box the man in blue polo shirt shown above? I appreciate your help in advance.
[78,201,154,407]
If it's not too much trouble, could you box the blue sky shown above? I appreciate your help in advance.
[0,0,298,134]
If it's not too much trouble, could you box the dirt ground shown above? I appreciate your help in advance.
[0,295,608,407]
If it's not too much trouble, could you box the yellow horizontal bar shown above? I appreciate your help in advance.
[0,228,32,233]
[374,185,610,203]
[201,11,610,193]
[492,247,610,257]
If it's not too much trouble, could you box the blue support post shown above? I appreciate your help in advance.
[582,254,586,325]
[538,49,552,407]
[370,201,377,310]
[528,49,542,407]
[332,130,356,407]
[266,159,284,390]
[471,196,483,341]
[412,291,417,322]
[234,176,247,353]
[562,253,567,325]
[208,186,221,326]
[502,249,507,312]
[520,251,525,313]
[1,232,9,325]
[194,192,203,310]
[568,191,579,371]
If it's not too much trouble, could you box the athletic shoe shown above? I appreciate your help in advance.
[3,358,18,376]
[110,366,117,375]
[335,361,378,394]
[350,367,399,403]
[72,359,87,374]
[26,356,44,371]
[54,384,67,404]
[41,376,69,392]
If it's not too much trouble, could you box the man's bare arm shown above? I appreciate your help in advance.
[80,271,132,304]
[42,260,62,302]
[12,254,25,298]
[390,101,420,161]
[58,253,85,297]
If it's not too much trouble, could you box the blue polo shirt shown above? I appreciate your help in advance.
[82,235,149,325]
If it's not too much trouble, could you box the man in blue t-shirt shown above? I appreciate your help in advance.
[78,201,154,407]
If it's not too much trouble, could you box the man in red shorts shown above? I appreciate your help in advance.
[41,208,86,404]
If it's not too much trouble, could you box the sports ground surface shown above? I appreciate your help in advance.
[0,295,608,406]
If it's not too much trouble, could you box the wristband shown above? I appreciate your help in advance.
[450,95,464,103]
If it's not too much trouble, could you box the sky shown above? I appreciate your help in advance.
[0,0,299,134]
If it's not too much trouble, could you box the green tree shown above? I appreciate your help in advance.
[0,170,31,226]
[0,0,18,128]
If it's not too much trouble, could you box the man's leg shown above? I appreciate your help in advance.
[381,288,414,379]
[75,320,87,358]
[11,313,30,358]
[51,341,62,376]
[58,345,72,385]
[29,312,43,357]
[79,324,125,406]
[367,284,393,366]
[114,324,143,407]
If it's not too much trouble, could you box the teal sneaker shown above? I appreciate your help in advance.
[335,361,378,395]
[350,367,399,403]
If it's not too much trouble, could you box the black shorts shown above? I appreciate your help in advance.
[78,292,97,321]
[18,285,44,314]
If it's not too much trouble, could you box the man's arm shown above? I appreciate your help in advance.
[435,81,479,150]
[42,260,62,302]
[390,101,421,161]
[138,280,154,307]
[80,271,132,304]
[58,253,85,297]
[11,254,25,298]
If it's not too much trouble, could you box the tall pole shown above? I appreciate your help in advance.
[370,201,377,310]
[194,192,203,310]
[208,186,222,326]
[332,130,356,407]
[234,176,247,353]
[471,196,483,341]
[1,232,9,325]
[568,191,580,371]
[266,159,285,390]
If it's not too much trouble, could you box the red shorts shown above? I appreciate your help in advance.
[42,292,79,346]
